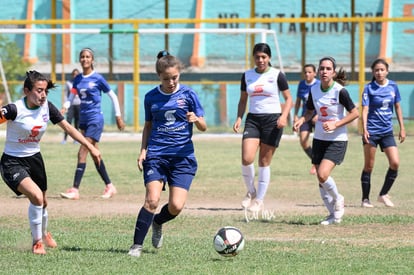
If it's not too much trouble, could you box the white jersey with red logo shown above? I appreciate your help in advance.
[241,67,289,114]
[1,98,63,157]
[308,81,355,141]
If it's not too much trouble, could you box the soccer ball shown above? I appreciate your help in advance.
[213,226,245,257]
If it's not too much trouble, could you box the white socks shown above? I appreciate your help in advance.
[256,166,270,201]
[242,164,256,194]
[242,165,271,201]
[321,176,340,200]
[42,208,48,236]
[28,203,43,242]
[319,186,334,215]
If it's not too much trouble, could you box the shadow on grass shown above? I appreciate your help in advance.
[186,207,242,211]
[61,246,157,255]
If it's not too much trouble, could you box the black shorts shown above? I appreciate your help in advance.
[312,139,347,165]
[0,152,47,196]
[242,113,283,147]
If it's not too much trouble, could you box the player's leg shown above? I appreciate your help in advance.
[129,180,163,256]
[378,138,399,207]
[241,138,260,208]
[361,143,376,207]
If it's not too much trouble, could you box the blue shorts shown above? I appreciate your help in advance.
[79,114,104,142]
[299,119,314,133]
[312,139,347,165]
[242,113,283,147]
[363,131,396,151]
[142,156,198,191]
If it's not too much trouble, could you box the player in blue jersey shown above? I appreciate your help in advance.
[128,51,207,257]
[0,71,101,254]
[360,58,406,208]
[293,64,320,175]
[60,48,125,200]
[294,57,359,225]
[233,43,293,213]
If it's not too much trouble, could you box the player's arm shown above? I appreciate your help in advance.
[336,88,359,128]
[394,102,406,143]
[61,88,76,113]
[293,93,314,131]
[137,121,151,171]
[107,90,125,130]
[0,104,17,124]
[233,73,248,133]
[50,101,102,164]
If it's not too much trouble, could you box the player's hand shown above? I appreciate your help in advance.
[233,118,242,133]
[293,117,304,132]
[137,150,146,172]
[399,129,406,143]
[116,116,125,131]
[186,112,199,123]
[90,147,102,166]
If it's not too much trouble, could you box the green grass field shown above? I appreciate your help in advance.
[0,127,413,274]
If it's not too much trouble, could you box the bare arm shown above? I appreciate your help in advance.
[278,89,293,129]
[361,105,369,143]
[137,121,152,171]
[394,102,406,143]
[57,120,101,164]
[186,112,207,132]
[233,91,248,133]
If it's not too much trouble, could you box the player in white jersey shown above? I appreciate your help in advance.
[233,43,292,212]
[294,57,359,225]
[0,71,101,254]
[360,58,405,208]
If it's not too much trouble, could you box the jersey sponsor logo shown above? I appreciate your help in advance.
[164,110,176,126]
[381,99,390,110]
[253,85,264,93]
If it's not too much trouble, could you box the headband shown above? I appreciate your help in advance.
[319,56,336,70]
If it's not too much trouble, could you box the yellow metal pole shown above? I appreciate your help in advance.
[249,0,255,67]
[358,21,365,134]
[51,0,56,82]
[133,23,140,132]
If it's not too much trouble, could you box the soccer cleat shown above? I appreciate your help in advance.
[101,184,117,199]
[247,199,263,212]
[60,187,80,200]
[32,240,46,255]
[320,214,335,225]
[333,195,345,221]
[128,244,143,257]
[361,199,374,208]
[241,192,256,209]
[309,165,317,175]
[378,194,394,207]
[43,232,57,248]
[151,221,163,249]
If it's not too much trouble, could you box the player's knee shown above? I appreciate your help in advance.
[168,204,183,216]
[144,198,160,212]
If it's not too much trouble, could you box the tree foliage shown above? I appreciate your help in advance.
[0,34,30,103]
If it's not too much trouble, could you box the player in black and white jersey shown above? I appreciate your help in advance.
[294,57,359,225]
[0,71,101,254]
